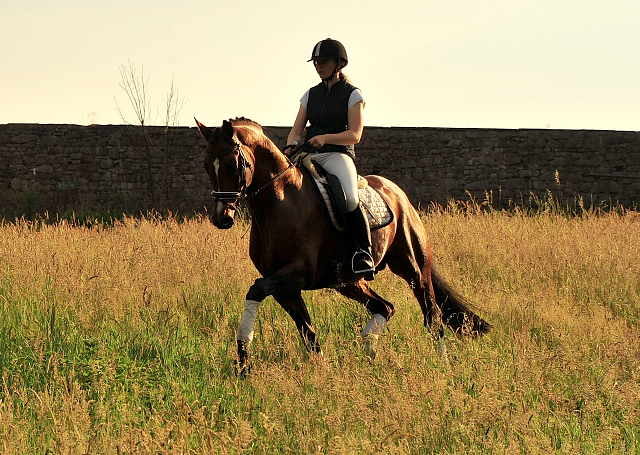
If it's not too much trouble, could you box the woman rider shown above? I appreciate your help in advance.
[286,38,374,280]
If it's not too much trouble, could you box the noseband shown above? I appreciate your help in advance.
[207,137,252,202]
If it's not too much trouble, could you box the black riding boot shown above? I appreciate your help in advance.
[345,204,375,281]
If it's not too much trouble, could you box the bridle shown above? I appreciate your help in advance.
[207,137,297,204]
[207,137,252,203]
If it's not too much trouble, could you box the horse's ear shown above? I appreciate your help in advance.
[221,120,235,140]
[195,118,214,142]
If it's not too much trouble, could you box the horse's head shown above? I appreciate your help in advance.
[196,118,254,229]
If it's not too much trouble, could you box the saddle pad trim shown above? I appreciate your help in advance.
[314,179,394,232]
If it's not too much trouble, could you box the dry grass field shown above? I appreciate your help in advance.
[0,205,639,454]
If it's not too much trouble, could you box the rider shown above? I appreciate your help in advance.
[286,38,374,280]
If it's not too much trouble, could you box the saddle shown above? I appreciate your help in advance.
[293,151,394,232]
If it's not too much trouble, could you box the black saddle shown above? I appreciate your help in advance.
[292,151,394,231]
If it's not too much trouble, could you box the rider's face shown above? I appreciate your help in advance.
[314,58,339,80]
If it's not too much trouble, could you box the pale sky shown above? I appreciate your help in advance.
[2,0,639,131]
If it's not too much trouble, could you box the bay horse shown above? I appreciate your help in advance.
[195,117,490,373]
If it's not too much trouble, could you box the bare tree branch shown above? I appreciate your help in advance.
[114,61,188,209]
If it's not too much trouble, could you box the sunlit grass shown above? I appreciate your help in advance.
[0,208,639,453]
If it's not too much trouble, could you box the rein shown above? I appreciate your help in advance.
[245,160,296,200]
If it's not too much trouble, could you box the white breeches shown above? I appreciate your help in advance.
[310,152,359,212]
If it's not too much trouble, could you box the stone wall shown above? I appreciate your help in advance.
[355,127,640,210]
[1,124,208,217]
[1,123,639,217]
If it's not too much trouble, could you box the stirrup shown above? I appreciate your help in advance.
[352,250,375,281]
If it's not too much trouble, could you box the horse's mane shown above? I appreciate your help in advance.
[229,117,263,133]
[229,117,282,155]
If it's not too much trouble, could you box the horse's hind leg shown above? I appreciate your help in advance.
[412,282,449,361]
[384,219,451,361]
[399,267,450,353]
[338,280,395,358]
[273,292,322,354]
[385,227,438,329]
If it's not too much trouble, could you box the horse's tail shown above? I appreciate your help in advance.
[431,268,492,337]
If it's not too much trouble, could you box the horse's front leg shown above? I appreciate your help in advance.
[273,292,321,354]
[236,263,309,375]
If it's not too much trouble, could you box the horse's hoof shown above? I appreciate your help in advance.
[234,359,251,379]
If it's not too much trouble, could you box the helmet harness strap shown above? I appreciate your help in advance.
[322,60,344,83]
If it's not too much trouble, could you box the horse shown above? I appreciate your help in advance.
[195,117,491,373]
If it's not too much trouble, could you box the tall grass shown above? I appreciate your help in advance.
[0,209,639,454]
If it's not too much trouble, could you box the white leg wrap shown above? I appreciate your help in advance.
[237,300,261,345]
[362,314,386,359]
[438,336,451,369]
[362,314,386,340]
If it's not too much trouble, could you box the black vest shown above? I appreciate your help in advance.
[305,79,357,158]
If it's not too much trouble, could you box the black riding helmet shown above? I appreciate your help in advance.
[308,39,348,82]
[308,38,349,67]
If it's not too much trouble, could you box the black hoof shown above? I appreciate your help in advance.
[236,340,251,379]
[234,359,251,379]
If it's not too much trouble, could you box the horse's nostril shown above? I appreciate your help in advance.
[215,215,234,229]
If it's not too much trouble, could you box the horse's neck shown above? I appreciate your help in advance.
[245,142,304,225]
[251,142,290,183]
